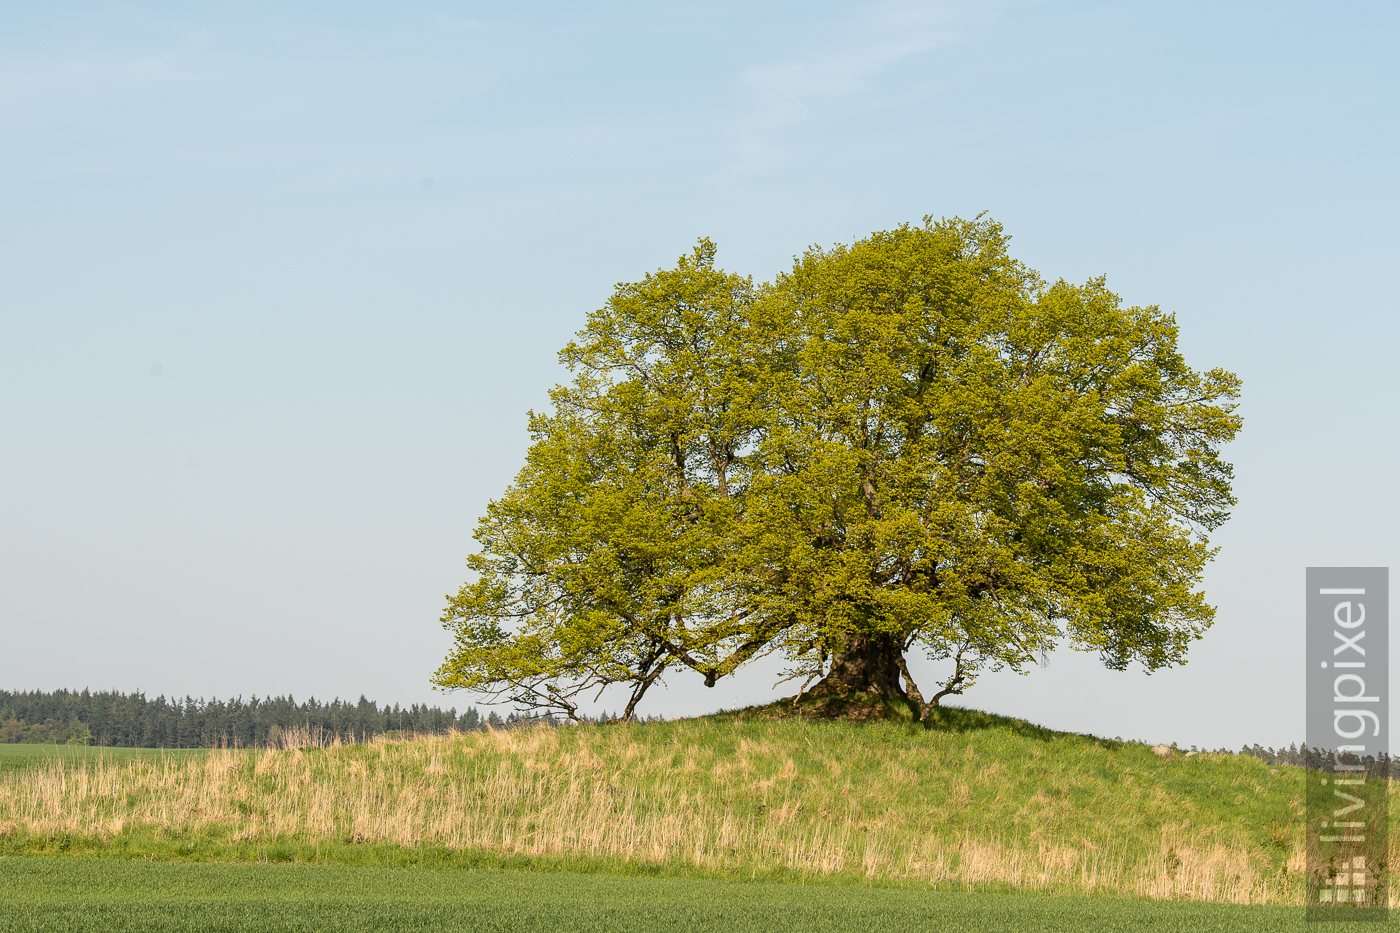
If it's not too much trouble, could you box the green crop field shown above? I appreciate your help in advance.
[0,857,1317,933]
[0,744,214,776]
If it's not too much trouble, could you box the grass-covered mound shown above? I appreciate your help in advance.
[733,691,923,722]
[0,708,1322,904]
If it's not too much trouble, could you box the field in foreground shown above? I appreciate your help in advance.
[0,857,1316,933]
[0,744,212,776]
[0,710,1340,904]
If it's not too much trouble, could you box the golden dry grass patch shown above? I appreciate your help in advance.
[0,719,1340,905]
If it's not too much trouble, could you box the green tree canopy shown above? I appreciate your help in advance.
[434,217,1241,721]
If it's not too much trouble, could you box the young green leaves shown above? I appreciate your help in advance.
[436,219,1242,720]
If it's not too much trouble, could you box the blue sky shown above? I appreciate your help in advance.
[2,1,1396,748]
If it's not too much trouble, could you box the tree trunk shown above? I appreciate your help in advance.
[809,633,907,699]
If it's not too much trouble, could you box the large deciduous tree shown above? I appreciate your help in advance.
[433,218,1241,721]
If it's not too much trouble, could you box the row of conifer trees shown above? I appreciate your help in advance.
[0,688,507,748]
[7,689,1356,763]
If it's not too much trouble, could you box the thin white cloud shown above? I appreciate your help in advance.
[721,0,1006,178]
[0,27,216,110]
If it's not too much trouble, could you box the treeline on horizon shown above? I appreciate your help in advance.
[4,689,1384,771]
[0,689,516,748]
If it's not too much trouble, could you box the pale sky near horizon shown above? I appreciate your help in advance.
[2,1,1397,750]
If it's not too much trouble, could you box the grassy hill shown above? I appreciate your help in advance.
[0,707,1322,905]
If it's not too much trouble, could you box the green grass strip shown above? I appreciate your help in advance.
[0,856,1320,932]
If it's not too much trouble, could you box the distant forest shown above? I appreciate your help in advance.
[0,689,513,748]
[4,689,1355,765]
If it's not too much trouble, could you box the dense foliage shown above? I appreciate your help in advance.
[0,689,490,748]
[436,217,1242,721]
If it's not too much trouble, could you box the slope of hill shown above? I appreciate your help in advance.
[0,708,1318,904]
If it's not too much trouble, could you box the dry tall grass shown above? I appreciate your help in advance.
[0,717,1354,904]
